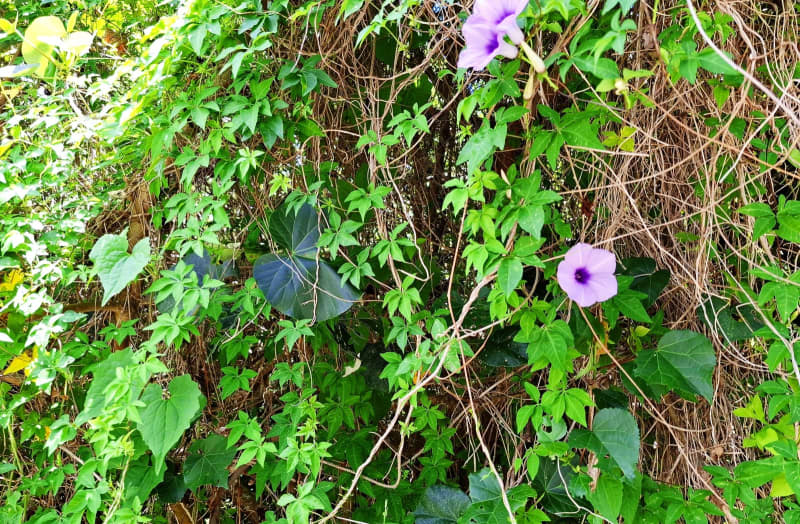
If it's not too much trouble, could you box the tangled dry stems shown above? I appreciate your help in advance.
[74,0,800,518]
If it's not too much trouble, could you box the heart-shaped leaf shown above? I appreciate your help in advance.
[137,375,203,475]
[89,232,151,305]
[254,202,359,321]
[269,202,320,256]
[634,330,716,402]
[253,254,357,322]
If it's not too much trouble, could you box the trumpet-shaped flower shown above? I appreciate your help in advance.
[473,0,529,45]
[457,21,519,70]
[457,0,530,70]
[557,243,618,307]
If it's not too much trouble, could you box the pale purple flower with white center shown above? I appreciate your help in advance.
[557,243,618,307]
[473,0,529,45]
[457,20,519,70]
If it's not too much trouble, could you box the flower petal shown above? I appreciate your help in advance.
[474,0,529,24]
[458,46,489,69]
[586,272,618,304]
[563,243,593,267]
[573,285,599,307]
[496,37,519,59]
[497,19,524,44]
[585,247,616,275]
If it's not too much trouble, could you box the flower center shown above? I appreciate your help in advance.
[485,38,499,54]
[574,267,589,284]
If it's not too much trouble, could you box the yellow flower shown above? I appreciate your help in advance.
[0,269,23,292]
[3,347,38,376]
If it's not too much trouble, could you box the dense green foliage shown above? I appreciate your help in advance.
[1,0,799,522]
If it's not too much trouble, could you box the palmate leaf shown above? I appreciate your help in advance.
[633,330,716,402]
[157,248,236,314]
[254,202,359,322]
[183,434,236,490]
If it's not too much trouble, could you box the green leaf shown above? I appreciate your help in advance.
[735,456,783,488]
[338,0,365,21]
[777,204,800,243]
[587,474,623,521]
[255,203,359,321]
[124,456,165,504]
[697,48,740,76]
[413,485,470,524]
[759,280,800,323]
[633,330,716,402]
[137,375,203,475]
[523,320,575,372]
[183,434,237,490]
[737,202,774,218]
[269,202,320,256]
[253,254,358,322]
[89,233,151,305]
[608,289,651,323]
[569,56,620,79]
[498,257,523,297]
[601,0,637,15]
[559,112,605,150]
[154,463,188,503]
[696,297,762,343]
[481,328,528,368]
[592,408,639,479]
[456,122,507,176]
[21,16,66,77]
[75,348,142,425]
[463,468,520,524]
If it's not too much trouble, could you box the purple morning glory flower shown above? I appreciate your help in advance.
[457,20,519,70]
[473,0,529,45]
[557,243,618,308]
[457,0,529,70]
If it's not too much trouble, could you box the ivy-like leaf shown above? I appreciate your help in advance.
[183,434,237,490]
[633,330,716,402]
